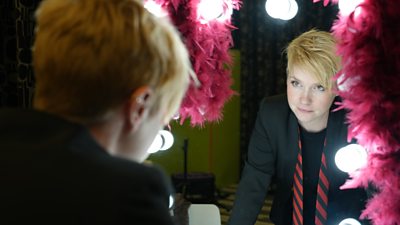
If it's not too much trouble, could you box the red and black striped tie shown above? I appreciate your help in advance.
[293,137,329,225]
[315,151,329,225]
[293,139,303,225]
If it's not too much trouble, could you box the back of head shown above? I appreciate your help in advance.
[33,0,192,124]
[285,29,340,90]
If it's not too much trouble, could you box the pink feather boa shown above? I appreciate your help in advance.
[150,0,241,126]
[328,0,400,224]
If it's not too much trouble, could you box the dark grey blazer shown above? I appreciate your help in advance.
[228,94,368,225]
[0,109,175,225]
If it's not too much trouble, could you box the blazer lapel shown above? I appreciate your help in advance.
[287,112,300,186]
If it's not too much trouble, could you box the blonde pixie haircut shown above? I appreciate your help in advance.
[33,0,194,124]
[285,29,340,90]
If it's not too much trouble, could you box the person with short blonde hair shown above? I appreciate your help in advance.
[0,0,195,224]
[228,29,369,225]
[33,0,193,125]
[286,29,340,92]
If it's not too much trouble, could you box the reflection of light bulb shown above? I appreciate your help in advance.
[338,0,364,16]
[219,5,233,22]
[339,218,361,225]
[147,132,163,154]
[280,0,298,20]
[169,195,174,209]
[265,0,298,21]
[144,0,168,17]
[265,0,285,19]
[159,130,174,151]
[147,130,175,153]
[198,0,224,23]
[335,144,368,173]
[172,112,180,120]
[337,73,361,91]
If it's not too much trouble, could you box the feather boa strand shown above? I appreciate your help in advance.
[152,0,241,126]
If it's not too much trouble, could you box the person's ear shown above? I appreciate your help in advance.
[125,86,153,132]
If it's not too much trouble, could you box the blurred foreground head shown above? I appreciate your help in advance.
[33,0,193,125]
[33,0,195,161]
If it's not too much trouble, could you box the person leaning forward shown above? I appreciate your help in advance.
[0,0,196,224]
[228,29,369,225]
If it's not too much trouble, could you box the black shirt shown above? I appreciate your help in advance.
[300,126,326,225]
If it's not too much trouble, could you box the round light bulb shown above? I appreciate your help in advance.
[159,130,174,151]
[279,0,298,20]
[265,0,298,20]
[338,0,364,16]
[265,0,285,19]
[337,73,361,91]
[147,132,163,154]
[172,112,180,120]
[198,0,224,23]
[169,195,174,209]
[335,144,368,173]
[144,0,168,17]
[339,218,361,225]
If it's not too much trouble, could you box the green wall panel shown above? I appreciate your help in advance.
[148,50,241,188]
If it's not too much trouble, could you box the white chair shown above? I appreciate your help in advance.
[188,204,221,225]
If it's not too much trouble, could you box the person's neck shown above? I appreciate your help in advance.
[299,125,326,136]
[87,112,124,155]
[299,119,328,133]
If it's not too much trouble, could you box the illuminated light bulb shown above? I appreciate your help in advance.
[172,112,180,120]
[169,195,174,209]
[198,0,224,23]
[338,0,364,16]
[144,0,168,17]
[265,0,298,21]
[353,6,363,19]
[147,132,163,154]
[337,73,347,91]
[338,218,361,225]
[147,130,175,153]
[335,144,368,173]
[337,73,361,91]
[159,130,174,151]
[198,107,206,116]
[280,0,298,20]
[217,3,233,22]
[265,0,285,19]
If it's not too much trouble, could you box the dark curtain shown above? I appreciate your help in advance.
[238,0,338,171]
[0,0,40,108]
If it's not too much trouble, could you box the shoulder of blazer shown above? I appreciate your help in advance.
[328,96,348,131]
[256,94,298,153]
[259,94,292,127]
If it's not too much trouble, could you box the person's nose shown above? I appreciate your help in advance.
[299,89,311,105]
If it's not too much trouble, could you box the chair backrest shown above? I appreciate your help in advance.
[188,204,221,225]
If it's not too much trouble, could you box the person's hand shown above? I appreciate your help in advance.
[171,193,191,225]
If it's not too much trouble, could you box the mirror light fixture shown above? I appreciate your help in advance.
[144,0,168,17]
[158,130,174,151]
[169,195,174,209]
[147,129,175,154]
[197,0,233,24]
[335,144,368,173]
[338,218,361,225]
[198,0,224,23]
[265,0,298,21]
[338,0,364,16]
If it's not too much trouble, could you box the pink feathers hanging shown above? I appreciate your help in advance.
[330,0,400,224]
[149,0,241,126]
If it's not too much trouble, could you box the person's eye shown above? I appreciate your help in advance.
[290,80,300,87]
[314,85,325,92]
